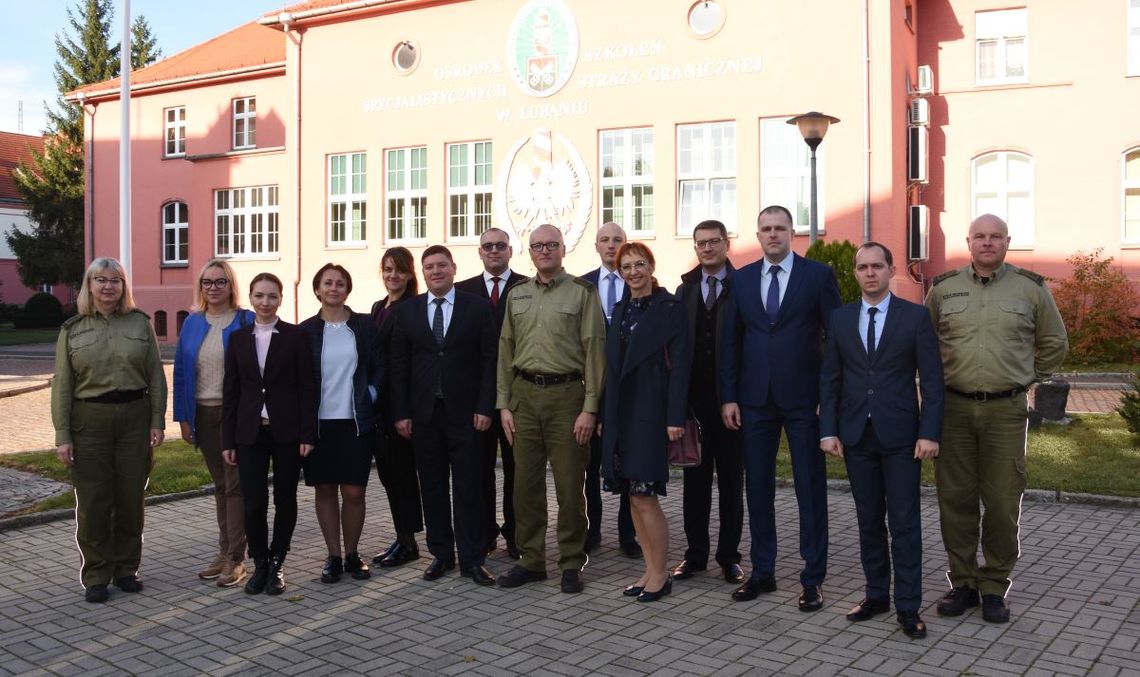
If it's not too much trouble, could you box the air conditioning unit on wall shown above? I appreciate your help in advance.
[908,125,929,184]
[915,65,933,95]
[909,98,930,126]
[908,205,929,261]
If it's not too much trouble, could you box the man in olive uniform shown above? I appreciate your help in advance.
[925,213,1068,623]
[496,223,606,593]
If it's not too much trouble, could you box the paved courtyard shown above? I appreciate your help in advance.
[0,481,1137,676]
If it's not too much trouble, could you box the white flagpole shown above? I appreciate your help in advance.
[119,0,131,275]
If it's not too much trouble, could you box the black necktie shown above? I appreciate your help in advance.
[766,266,781,324]
[705,277,718,310]
[432,298,446,347]
[866,307,878,356]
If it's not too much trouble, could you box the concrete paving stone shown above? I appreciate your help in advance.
[1087,664,1122,677]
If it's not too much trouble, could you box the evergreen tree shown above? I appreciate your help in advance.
[8,1,160,289]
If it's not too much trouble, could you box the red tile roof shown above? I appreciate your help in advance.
[71,21,285,100]
[0,131,46,203]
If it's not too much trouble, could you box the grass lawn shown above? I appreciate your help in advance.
[0,327,59,346]
[0,440,211,515]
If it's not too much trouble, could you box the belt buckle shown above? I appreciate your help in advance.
[533,374,547,387]
[973,391,988,402]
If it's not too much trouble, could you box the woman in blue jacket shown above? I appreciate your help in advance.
[300,263,385,584]
[173,258,254,588]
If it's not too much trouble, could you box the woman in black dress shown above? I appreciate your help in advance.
[600,242,691,602]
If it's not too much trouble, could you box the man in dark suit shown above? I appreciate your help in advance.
[390,245,499,586]
[456,227,528,560]
[721,205,841,611]
[672,219,745,585]
[819,241,944,639]
[579,221,639,558]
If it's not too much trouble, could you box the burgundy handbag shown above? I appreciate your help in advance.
[663,345,702,467]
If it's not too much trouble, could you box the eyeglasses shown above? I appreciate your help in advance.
[200,278,230,289]
[480,242,509,252]
[529,241,561,252]
[93,276,123,286]
[694,237,725,249]
[619,260,650,273]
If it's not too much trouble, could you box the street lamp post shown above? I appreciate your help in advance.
[787,112,840,244]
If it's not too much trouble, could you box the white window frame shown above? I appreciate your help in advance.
[760,117,825,235]
[386,146,428,242]
[1124,147,1140,244]
[232,97,256,150]
[162,201,189,265]
[972,151,1034,248]
[600,128,655,234]
[164,106,185,157]
[1129,0,1140,76]
[677,121,736,236]
[975,8,1028,85]
[329,152,367,245]
[214,186,279,257]
[446,141,493,240]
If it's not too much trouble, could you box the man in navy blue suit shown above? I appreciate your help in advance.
[819,242,944,639]
[720,205,841,611]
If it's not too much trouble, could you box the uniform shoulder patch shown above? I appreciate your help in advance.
[129,307,152,320]
[61,314,83,329]
[931,269,960,287]
[1014,267,1045,286]
[571,277,595,290]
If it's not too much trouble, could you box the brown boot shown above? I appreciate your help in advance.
[217,559,247,588]
[197,553,226,580]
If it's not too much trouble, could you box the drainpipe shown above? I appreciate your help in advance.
[77,92,95,267]
[862,0,871,242]
[280,11,303,322]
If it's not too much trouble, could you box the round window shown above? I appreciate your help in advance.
[688,1,726,39]
[392,41,419,74]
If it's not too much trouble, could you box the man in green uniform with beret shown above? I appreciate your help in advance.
[925,214,1068,623]
[496,223,606,594]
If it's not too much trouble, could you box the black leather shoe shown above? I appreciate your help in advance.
[498,565,547,588]
[372,541,398,565]
[344,553,370,580]
[266,553,287,596]
[85,584,108,603]
[622,584,645,597]
[798,585,824,612]
[620,540,644,559]
[936,586,980,617]
[637,577,672,603]
[672,560,706,580]
[245,557,269,594]
[321,555,343,584]
[461,565,496,586]
[732,576,777,601]
[378,541,420,568]
[560,569,584,593]
[583,533,601,554]
[423,558,455,581]
[847,597,890,621]
[721,563,745,584]
[113,575,143,593]
[505,539,522,560]
[982,594,1011,623]
[897,610,928,638]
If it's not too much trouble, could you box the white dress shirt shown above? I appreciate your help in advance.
[426,286,457,335]
[597,264,625,319]
[252,318,278,419]
[760,252,794,306]
[702,266,728,304]
[483,269,512,297]
[859,293,892,353]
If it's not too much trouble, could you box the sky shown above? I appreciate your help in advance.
[1,1,286,136]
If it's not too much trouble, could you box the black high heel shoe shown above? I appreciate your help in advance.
[637,577,672,602]
[622,584,645,597]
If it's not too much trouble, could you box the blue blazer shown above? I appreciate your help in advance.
[172,309,254,436]
[818,295,945,449]
[720,253,842,410]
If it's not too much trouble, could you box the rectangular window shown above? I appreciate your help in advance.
[329,152,367,244]
[214,186,278,256]
[232,97,256,149]
[1125,150,1140,243]
[162,201,189,264]
[976,8,1028,85]
[600,128,655,233]
[164,106,185,157]
[447,141,493,239]
[760,117,824,233]
[972,152,1034,248]
[677,121,736,235]
[1130,0,1140,76]
[387,147,427,241]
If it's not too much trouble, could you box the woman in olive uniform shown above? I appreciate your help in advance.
[52,257,167,603]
